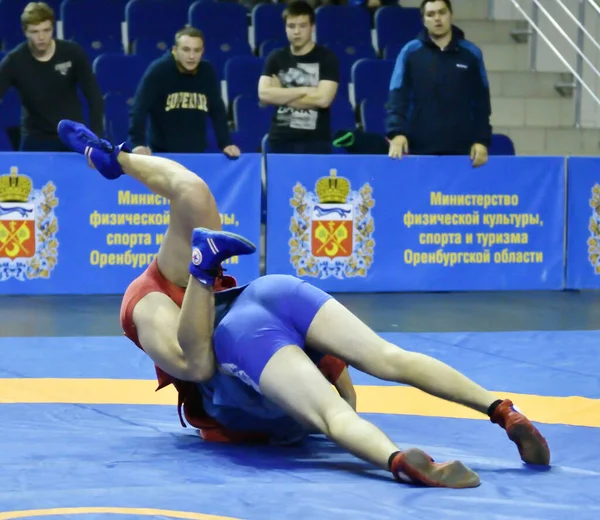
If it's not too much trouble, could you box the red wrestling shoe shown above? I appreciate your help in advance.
[490,399,550,466]
[390,449,480,489]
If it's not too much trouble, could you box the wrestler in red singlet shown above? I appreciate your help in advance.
[120,258,347,443]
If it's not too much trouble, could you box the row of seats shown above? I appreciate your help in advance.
[0,0,422,62]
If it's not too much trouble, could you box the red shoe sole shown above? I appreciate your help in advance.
[396,448,481,489]
[508,423,551,466]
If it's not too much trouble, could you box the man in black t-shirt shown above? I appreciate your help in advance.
[0,2,103,151]
[258,1,339,154]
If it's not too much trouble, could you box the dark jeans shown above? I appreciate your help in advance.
[20,135,70,152]
[267,138,332,155]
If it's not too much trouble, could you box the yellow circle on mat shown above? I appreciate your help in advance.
[0,508,240,520]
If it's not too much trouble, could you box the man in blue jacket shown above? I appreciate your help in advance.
[386,0,492,167]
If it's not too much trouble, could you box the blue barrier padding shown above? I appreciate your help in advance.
[3,151,600,294]
[0,152,262,294]
[266,155,565,292]
[566,157,600,289]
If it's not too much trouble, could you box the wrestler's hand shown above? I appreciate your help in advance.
[133,146,152,155]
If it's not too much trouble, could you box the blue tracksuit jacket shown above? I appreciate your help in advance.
[386,26,492,155]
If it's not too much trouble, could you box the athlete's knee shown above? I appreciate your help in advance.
[296,392,355,437]
[175,175,212,205]
[320,401,359,439]
[374,343,412,381]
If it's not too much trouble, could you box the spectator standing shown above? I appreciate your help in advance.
[386,0,492,167]
[129,27,240,158]
[0,2,104,152]
[258,1,339,154]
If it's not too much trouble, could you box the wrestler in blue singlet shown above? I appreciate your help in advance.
[195,274,332,444]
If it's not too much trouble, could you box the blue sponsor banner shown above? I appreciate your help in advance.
[0,152,262,295]
[566,157,600,289]
[266,155,565,292]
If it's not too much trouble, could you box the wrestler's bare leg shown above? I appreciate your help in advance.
[259,345,480,489]
[302,298,550,466]
[116,152,222,285]
[58,116,235,382]
[305,299,497,413]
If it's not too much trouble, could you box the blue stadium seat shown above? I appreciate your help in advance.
[490,133,516,155]
[126,0,189,50]
[0,84,19,151]
[375,6,422,53]
[224,56,264,106]
[1,31,24,51]
[62,0,123,45]
[0,88,21,128]
[0,128,13,150]
[203,40,252,83]
[77,37,124,62]
[188,1,248,45]
[104,92,132,144]
[360,98,386,135]
[315,5,371,47]
[230,129,263,153]
[351,58,395,106]
[252,3,286,51]
[233,95,272,137]
[259,39,285,58]
[324,41,376,87]
[93,53,149,96]
[330,95,356,134]
[383,42,404,61]
[132,37,170,62]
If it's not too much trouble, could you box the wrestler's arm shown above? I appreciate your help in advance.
[335,367,357,411]
[133,292,216,382]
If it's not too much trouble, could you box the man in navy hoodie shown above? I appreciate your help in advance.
[129,27,240,157]
[386,0,492,167]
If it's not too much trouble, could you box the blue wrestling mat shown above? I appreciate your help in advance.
[0,331,599,519]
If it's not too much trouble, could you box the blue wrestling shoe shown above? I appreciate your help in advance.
[190,228,256,285]
[57,119,129,180]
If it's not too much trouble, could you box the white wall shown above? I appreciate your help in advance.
[491,0,600,128]
[491,0,533,20]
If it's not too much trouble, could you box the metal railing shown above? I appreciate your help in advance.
[492,0,600,128]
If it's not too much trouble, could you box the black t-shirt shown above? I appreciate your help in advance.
[0,40,104,139]
[263,45,339,142]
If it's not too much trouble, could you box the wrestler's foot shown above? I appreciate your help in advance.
[491,399,550,466]
[190,228,256,285]
[57,119,128,180]
[391,448,480,489]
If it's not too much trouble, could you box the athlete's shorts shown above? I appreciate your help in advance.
[213,274,333,391]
